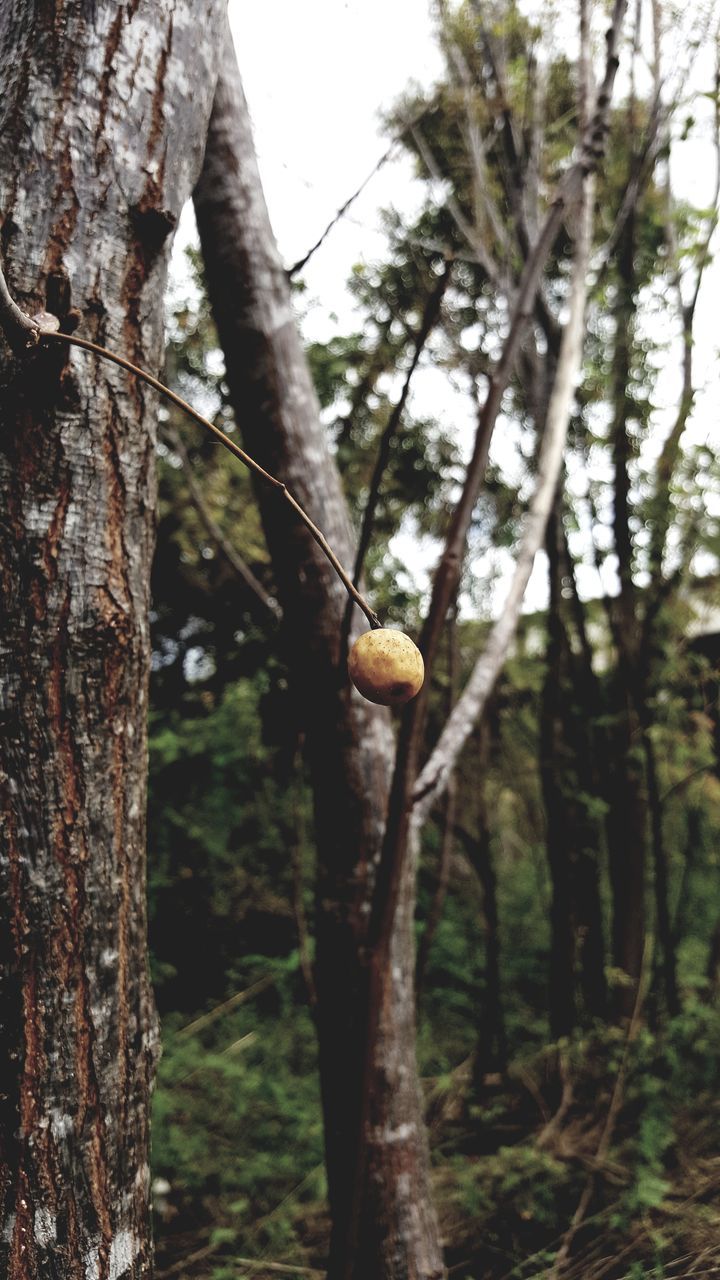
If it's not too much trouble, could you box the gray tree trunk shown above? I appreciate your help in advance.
[0,4,222,1276]
[194,21,444,1279]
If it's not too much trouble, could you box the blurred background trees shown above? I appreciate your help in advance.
[147,1,720,1277]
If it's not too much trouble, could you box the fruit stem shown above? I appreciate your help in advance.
[0,262,382,631]
[50,332,382,630]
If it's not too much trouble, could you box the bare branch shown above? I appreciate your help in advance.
[644,5,720,599]
[349,258,452,596]
[416,600,459,991]
[423,0,627,677]
[466,21,562,352]
[594,85,665,281]
[413,174,595,824]
[288,141,398,278]
[288,98,443,278]
[372,0,628,966]
[444,37,515,264]
[578,0,595,129]
[409,118,503,288]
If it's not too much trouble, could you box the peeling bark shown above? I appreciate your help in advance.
[194,20,443,1280]
[0,4,223,1276]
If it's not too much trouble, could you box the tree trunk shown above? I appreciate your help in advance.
[193,22,444,1279]
[416,609,459,993]
[541,502,577,1038]
[464,714,506,1077]
[607,213,647,1021]
[542,503,607,1029]
[642,725,679,1016]
[0,5,222,1276]
[558,533,608,1021]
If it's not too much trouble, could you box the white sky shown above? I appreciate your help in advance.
[228,0,443,329]
[169,1,719,618]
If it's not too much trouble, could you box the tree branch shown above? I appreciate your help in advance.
[288,141,398,278]
[0,281,383,633]
[370,0,628,963]
[412,173,595,825]
[348,257,452,598]
[409,118,504,290]
[645,24,720,594]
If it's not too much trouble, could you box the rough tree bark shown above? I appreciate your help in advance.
[193,20,444,1280]
[0,5,222,1276]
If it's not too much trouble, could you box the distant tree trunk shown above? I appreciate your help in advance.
[416,779,457,993]
[606,690,647,1019]
[0,4,222,1277]
[607,213,647,1020]
[541,502,577,1038]
[642,725,679,1016]
[542,507,607,1028]
[556,534,608,1021]
[705,916,720,1005]
[673,805,702,947]
[471,716,506,1076]
[194,21,444,1279]
[417,609,459,993]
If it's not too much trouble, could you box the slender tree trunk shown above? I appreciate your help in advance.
[193,22,443,1279]
[607,213,647,1020]
[0,4,222,1277]
[469,715,506,1076]
[558,534,608,1021]
[642,726,679,1015]
[705,916,720,1005]
[606,691,647,1019]
[672,804,702,946]
[541,502,577,1038]
[417,609,459,993]
[542,510,607,1026]
[416,780,457,993]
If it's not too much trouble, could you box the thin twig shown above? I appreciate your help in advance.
[176,975,275,1038]
[341,256,452,654]
[23,325,381,630]
[288,141,399,278]
[156,1244,324,1280]
[175,1032,257,1086]
[413,163,596,822]
[154,1240,219,1279]
[235,1259,325,1277]
[287,99,439,278]
[409,118,503,288]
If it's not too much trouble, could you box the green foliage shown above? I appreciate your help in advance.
[152,958,326,1273]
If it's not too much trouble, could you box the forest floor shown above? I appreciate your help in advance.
[151,983,720,1280]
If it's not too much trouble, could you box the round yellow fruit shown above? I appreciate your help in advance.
[348,628,424,706]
